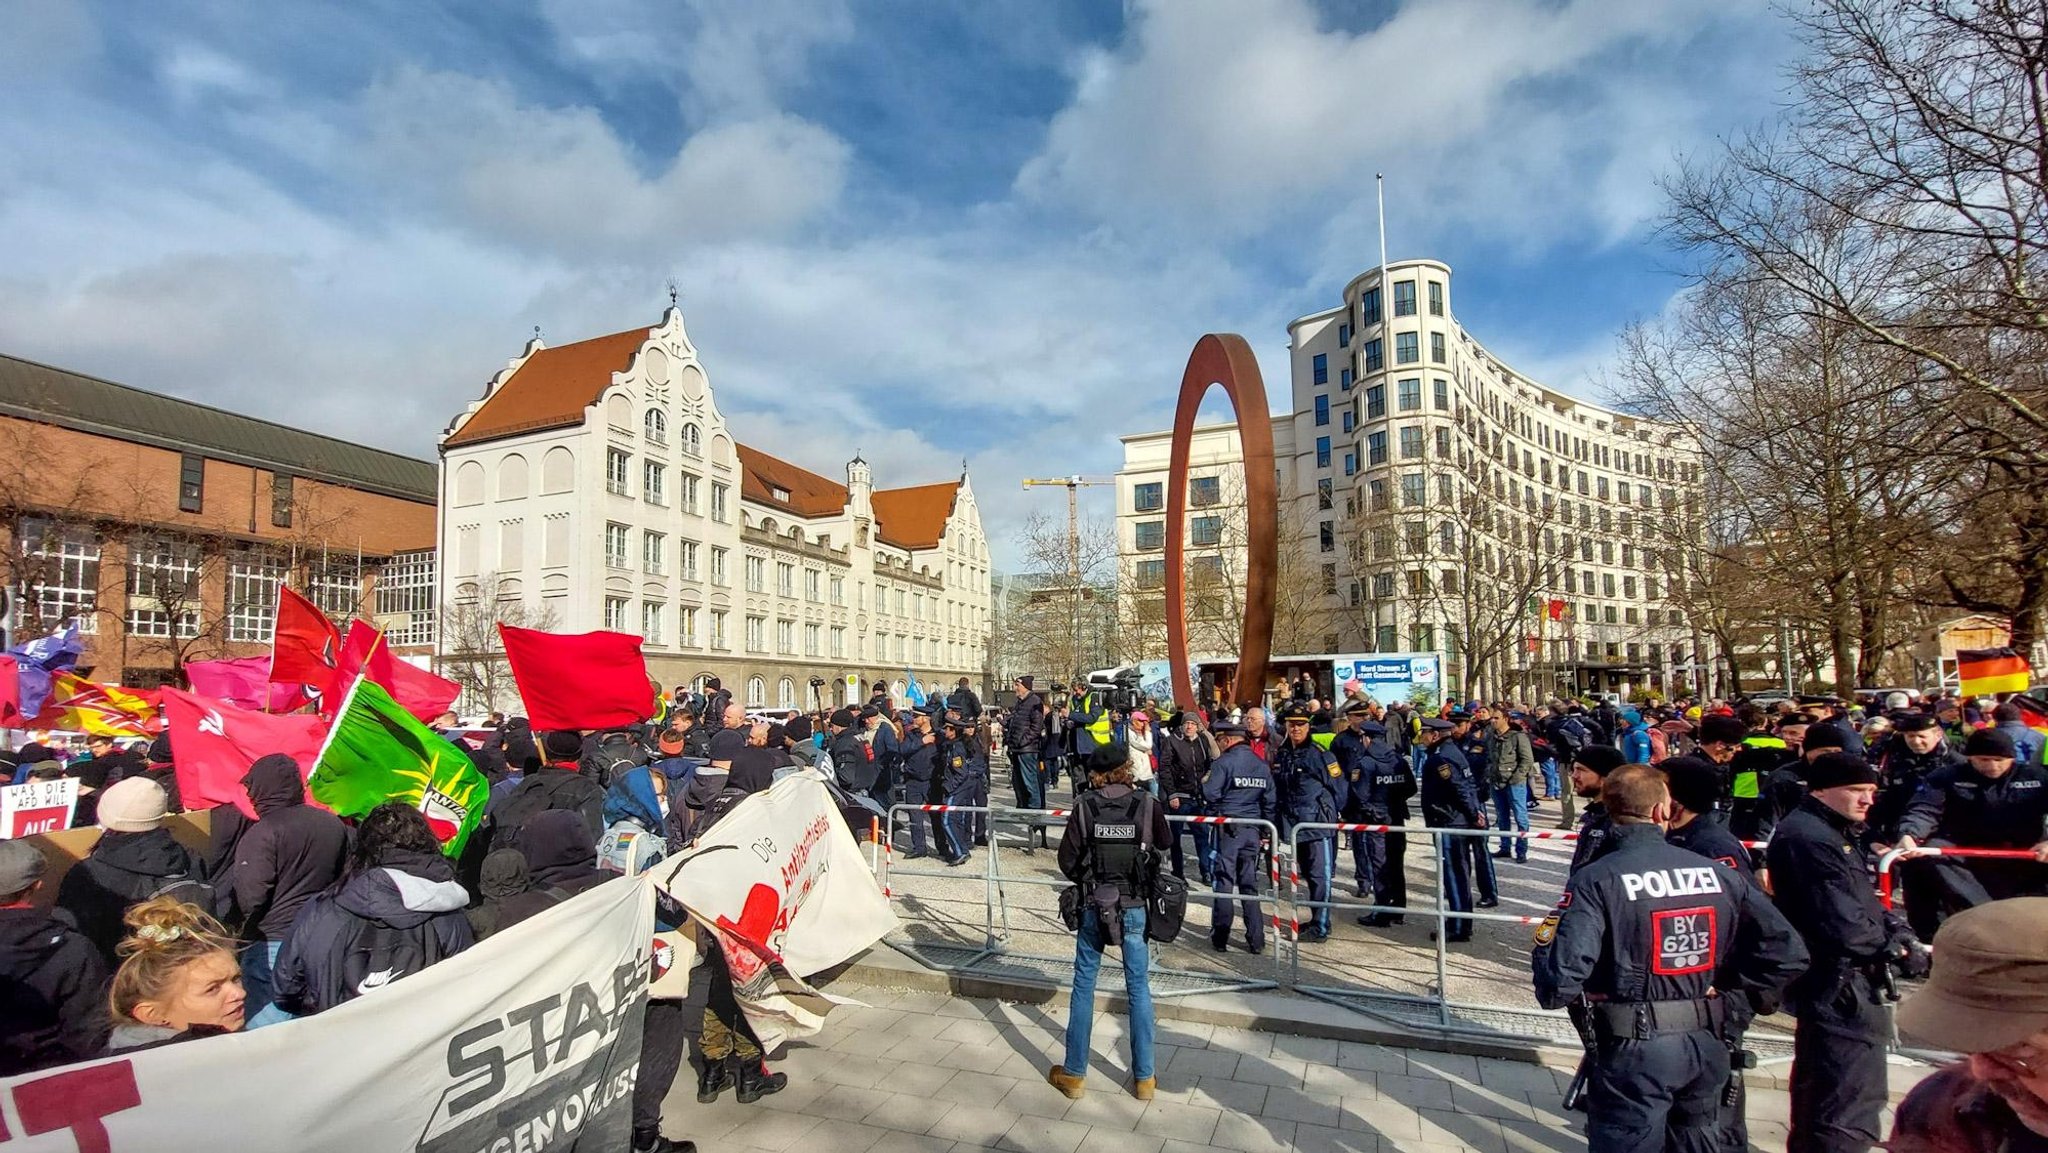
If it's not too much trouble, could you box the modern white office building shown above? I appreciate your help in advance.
[437,306,993,712]
[1114,260,1707,701]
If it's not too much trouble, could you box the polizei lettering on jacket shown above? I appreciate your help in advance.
[1232,777,1267,788]
[1618,866,1724,902]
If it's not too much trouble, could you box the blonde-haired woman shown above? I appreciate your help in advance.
[106,896,246,1052]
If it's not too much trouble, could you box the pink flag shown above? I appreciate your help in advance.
[162,687,329,817]
[187,656,309,713]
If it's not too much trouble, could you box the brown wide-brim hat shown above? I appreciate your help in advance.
[1896,896,2048,1053]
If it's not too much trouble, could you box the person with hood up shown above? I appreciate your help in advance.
[56,776,209,964]
[230,753,349,1028]
[0,839,108,1072]
[482,729,607,854]
[271,802,474,1015]
[493,810,613,929]
[601,758,688,876]
[1619,708,1654,765]
[465,850,532,940]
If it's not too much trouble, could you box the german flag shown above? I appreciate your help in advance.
[1958,647,2032,697]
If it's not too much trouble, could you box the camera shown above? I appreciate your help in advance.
[808,676,827,688]
[1048,682,1070,709]
[1091,668,1143,714]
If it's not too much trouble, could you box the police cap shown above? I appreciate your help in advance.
[1447,710,1472,723]
[1279,704,1314,724]
[1893,711,1940,733]
[1342,701,1371,716]
[1358,720,1387,736]
[1211,719,1247,738]
[1420,718,1456,732]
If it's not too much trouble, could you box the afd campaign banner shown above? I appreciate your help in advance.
[651,773,898,1051]
[0,777,77,838]
[1136,660,1199,707]
[0,875,654,1152]
[1335,652,1445,710]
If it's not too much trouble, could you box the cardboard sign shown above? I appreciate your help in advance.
[1,777,79,838]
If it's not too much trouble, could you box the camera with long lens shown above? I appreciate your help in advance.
[1101,668,1144,714]
[1048,682,1070,709]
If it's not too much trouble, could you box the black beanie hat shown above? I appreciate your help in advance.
[1964,727,2018,760]
[1573,745,1626,776]
[1805,752,1880,791]
[1696,715,1747,745]
[542,730,583,763]
[1659,755,1721,814]
[1803,724,1847,753]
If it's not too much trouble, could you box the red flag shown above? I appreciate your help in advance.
[1546,599,1568,622]
[0,654,21,728]
[270,586,341,695]
[333,620,460,723]
[187,656,308,713]
[162,687,329,817]
[498,624,653,731]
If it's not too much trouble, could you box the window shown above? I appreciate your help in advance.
[680,473,700,515]
[1399,426,1423,459]
[604,596,629,632]
[643,531,665,575]
[1397,378,1421,411]
[677,540,698,581]
[1371,526,1394,558]
[1135,521,1165,551]
[1437,473,1454,504]
[1396,333,1419,364]
[1312,353,1328,385]
[644,408,667,445]
[606,449,630,495]
[1342,409,1354,433]
[746,615,766,653]
[1361,286,1382,324]
[1365,384,1386,419]
[270,474,293,528]
[679,606,699,647]
[895,588,908,616]
[642,601,665,644]
[1317,478,1333,511]
[1319,522,1335,552]
[1368,479,1389,510]
[710,483,729,522]
[710,610,728,649]
[710,547,728,586]
[127,536,201,639]
[1406,569,1428,594]
[1343,452,1357,476]
[680,423,701,457]
[830,574,844,604]
[874,582,887,612]
[1440,569,1460,593]
[805,569,821,602]
[1624,575,1638,599]
[1400,473,1426,507]
[178,454,205,513]
[1404,521,1428,554]
[1372,572,1395,598]
[1191,516,1222,546]
[1338,322,1352,347]
[1603,573,1617,597]
[643,461,666,505]
[604,523,629,568]
[1435,427,1451,457]
[1431,333,1446,363]
[1363,338,1384,373]
[1315,436,1332,468]
[777,619,795,655]
[1340,368,1354,391]
[777,562,795,598]
[746,556,765,592]
[1428,281,1444,316]
[830,626,845,657]
[746,676,765,707]
[1393,280,1416,316]
[1133,482,1163,512]
[1314,395,1330,426]
[1189,476,1221,507]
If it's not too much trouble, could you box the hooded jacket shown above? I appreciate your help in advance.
[55,829,206,963]
[495,811,612,929]
[270,848,474,1015]
[232,755,350,940]
[465,849,531,940]
[0,906,108,1074]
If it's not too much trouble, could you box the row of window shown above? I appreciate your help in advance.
[606,449,729,519]
[1131,516,1226,551]
[1132,476,1221,512]
[628,408,704,456]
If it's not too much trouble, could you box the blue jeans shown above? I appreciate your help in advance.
[1539,758,1561,798]
[242,940,296,1029]
[1492,783,1530,859]
[1013,751,1044,809]
[1064,905,1155,1081]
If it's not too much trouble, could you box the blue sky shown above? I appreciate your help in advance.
[0,0,1795,561]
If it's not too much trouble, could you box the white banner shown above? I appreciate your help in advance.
[652,773,898,1049]
[0,875,654,1152]
[1,777,78,838]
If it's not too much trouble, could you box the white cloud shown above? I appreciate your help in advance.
[537,0,855,119]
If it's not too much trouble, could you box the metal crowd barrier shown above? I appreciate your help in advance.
[1873,845,2043,909]
[877,802,1287,995]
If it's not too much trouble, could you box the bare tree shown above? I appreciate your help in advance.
[1008,510,1120,678]
[437,575,561,714]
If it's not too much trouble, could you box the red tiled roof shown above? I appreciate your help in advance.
[872,481,959,550]
[736,444,847,518]
[445,326,650,447]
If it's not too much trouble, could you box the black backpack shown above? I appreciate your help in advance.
[1071,790,1186,946]
[341,915,445,999]
[581,731,645,789]
[488,772,599,853]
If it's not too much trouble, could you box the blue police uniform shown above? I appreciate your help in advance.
[1342,722,1414,922]
[1455,725,1499,904]
[1418,727,1483,940]
[1201,737,1277,953]
[1273,733,1346,939]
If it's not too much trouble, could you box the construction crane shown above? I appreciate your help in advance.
[1021,475,1114,676]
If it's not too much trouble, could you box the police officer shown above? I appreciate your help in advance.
[1452,710,1500,907]
[1768,752,1929,1153]
[937,717,979,868]
[1330,705,1378,899]
[897,710,939,860]
[1418,717,1484,943]
[1724,707,1787,848]
[1201,719,1277,954]
[1869,712,1963,851]
[1568,746,1627,876]
[1350,714,1415,926]
[1273,703,1346,942]
[1894,726,2048,933]
[1661,755,1752,879]
[1532,766,1808,1153]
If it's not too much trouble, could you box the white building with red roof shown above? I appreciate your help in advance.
[438,306,991,711]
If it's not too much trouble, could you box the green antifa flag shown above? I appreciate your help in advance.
[310,676,490,856]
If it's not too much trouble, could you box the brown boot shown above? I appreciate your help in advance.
[1047,1065,1086,1099]
[1131,1076,1156,1101]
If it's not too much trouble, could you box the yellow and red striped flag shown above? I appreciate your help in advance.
[27,671,161,737]
[1958,647,2032,697]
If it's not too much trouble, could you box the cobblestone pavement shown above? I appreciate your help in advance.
[660,985,1844,1153]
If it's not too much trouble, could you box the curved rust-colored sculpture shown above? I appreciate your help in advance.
[1165,334,1278,711]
